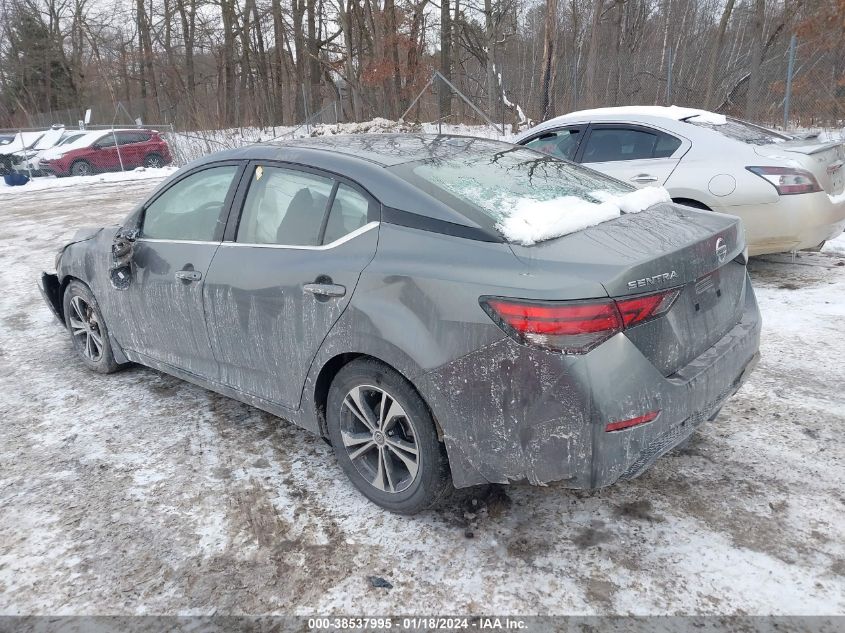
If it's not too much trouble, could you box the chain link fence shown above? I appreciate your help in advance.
[4,35,843,180]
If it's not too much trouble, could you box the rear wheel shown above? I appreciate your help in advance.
[326,359,451,514]
[70,160,92,177]
[63,280,121,374]
[143,153,164,168]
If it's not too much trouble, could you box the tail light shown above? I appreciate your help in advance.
[480,288,680,354]
[747,166,822,195]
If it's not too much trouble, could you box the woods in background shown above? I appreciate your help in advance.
[0,0,842,131]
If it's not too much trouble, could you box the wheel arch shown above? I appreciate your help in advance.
[58,274,130,365]
[312,351,445,441]
[671,197,712,211]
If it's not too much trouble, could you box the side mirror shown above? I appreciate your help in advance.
[109,227,139,290]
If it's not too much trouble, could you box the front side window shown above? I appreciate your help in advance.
[237,166,334,246]
[523,129,581,161]
[97,134,116,148]
[142,165,238,241]
[582,128,682,162]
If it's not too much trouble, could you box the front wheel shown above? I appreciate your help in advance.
[70,160,92,177]
[62,280,121,374]
[326,359,452,514]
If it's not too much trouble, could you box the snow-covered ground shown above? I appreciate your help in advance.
[0,166,177,197]
[0,178,843,616]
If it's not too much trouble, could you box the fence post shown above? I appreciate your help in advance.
[666,47,673,105]
[784,34,797,130]
[113,127,125,172]
[302,85,311,134]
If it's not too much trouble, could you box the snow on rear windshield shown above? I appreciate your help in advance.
[687,117,791,145]
[393,147,671,245]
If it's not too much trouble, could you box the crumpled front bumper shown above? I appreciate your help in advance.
[416,277,762,490]
[38,272,64,324]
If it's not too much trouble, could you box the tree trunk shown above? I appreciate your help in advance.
[540,0,558,119]
[271,0,287,124]
[439,0,452,119]
[584,0,604,107]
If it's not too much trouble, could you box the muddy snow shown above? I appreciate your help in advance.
[0,174,843,616]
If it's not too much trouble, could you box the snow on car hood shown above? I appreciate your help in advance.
[40,131,102,160]
[498,186,672,246]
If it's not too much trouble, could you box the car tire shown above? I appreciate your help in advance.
[143,153,164,169]
[63,280,121,374]
[326,359,452,514]
[70,160,92,177]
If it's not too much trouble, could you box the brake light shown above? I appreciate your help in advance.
[616,290,679,327]
[747,166,822,195]
[481,288,679,354]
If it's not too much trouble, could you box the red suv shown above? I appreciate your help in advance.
[42,129,172,177]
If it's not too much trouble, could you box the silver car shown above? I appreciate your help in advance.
[515,106,845,256]
[39,135,761,513]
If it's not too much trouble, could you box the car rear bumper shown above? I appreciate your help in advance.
[416,275,762,489]
[730,192,845,256]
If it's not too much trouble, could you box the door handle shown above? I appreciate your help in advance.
[631,174,659,183]
[303,282,346,298]
[175,270,202,281]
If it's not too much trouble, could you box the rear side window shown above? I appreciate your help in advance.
[583,128,681,162]
[323,184,371,244]
[237,166,333,246]
[686,117,790,145]
[142,165,238,241]
[523,129,581,161]
[390,146,631,235]
[117,131,151,145]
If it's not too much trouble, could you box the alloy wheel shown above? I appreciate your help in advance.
[68,295,104,362]
[145,155,162,168]
[339,385,420,494]
[72,162,92,176]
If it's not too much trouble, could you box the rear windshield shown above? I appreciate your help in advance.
[389,146,632,234]
[686,117,791,145]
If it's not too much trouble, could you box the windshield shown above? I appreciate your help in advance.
[390,146,632,235]
[686,117,791,145]
[59,133,86,146]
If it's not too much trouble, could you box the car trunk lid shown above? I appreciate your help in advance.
[755,140,845,195]
[508,203,748,375]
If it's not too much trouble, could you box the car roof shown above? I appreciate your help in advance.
[155,134,522,232]
[207,134,516,167]
[514,106,733,144]
[546,106,726,125]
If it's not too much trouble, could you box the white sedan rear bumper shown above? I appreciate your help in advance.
[724,191,845,256]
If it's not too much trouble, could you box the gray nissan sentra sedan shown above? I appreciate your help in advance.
[39,135,761,513]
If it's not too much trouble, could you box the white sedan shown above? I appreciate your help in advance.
[514,106,845,256]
